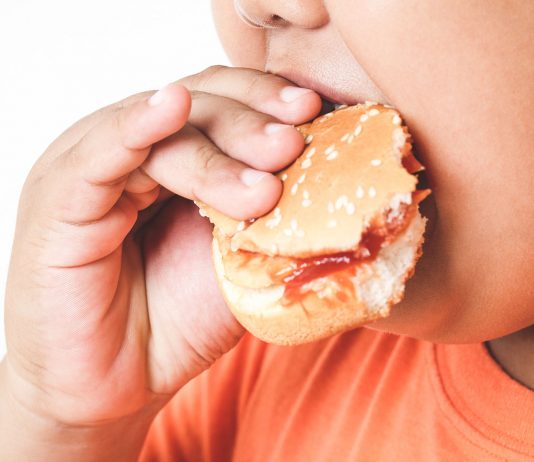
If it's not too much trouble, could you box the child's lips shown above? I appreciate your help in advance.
[275,70,367,107]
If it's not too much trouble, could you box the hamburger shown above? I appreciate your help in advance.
[198,103,430,345]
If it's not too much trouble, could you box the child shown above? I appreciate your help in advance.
[1,1,533,460]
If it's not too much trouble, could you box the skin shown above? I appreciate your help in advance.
[0,0,533,460]
[213,0,534,370]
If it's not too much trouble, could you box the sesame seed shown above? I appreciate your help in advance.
[392,128,406,155]
[301,158,312,169]
[325,144,336,155]
[266,215,281,229]
[236,221,245,231]
[291,183,299,195]
[304,134,314,144]
[369,186,377,198]
[271,244,278,254]
[335,195,348,209]
[347,134,354,144]
[297,173,306,184]
[302,199,312,207]
[341,133,349,142]
[365,101,377,107]
[368,108,380,116]
[306,147,316,158]
[327,219,337,228]
[328,201,335,213]
[354,125,362,136]
[198,208,207,217]
[317,289,327,299]
[371,159,382,167]
[280,173,288,181]
[356,186,365,199]
[274,207,281,217]
[360,114,369,123]
[303,189,310,199]
[392,114,402,125]
[326,151,339,161]
[336,104,348,110]
[346,203,356,215]
[290,219,298,231]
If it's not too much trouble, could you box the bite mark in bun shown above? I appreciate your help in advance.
[198,104,430,345]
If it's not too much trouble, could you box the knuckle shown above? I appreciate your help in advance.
[242,69,266,100]
[113,109,133,150]
[228,107,253,130]
[120,91,152,107]
[191,143,226,199]
[188,65,228,91]
[196,142,222,173]
[111,91,152,114]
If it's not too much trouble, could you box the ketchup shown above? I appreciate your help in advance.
[280,227,387,306]
[275,197,425,306]
[402,152,424,174]
[222,190,430,308]
[280,232,385,287]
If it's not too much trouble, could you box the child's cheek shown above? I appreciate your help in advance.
[211,0,266,69]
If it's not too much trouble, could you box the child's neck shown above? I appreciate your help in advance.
[486,325,534,391]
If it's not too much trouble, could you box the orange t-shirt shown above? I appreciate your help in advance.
[140,329,534,461]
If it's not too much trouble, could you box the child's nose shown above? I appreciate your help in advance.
[234,0,329,29]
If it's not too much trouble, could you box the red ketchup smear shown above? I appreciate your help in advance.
[402,151,425,174]
[279,226,388,307]
[274,189,430,307]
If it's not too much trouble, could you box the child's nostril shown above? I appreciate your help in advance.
[267,14,288,27]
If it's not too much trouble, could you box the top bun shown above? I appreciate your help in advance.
[200,104,421,259]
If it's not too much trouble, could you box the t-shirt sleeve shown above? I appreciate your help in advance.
[139,334,268,462]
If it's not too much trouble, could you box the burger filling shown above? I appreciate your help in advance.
[218,190,429,305]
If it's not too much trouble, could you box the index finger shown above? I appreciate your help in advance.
[180,65,322,125]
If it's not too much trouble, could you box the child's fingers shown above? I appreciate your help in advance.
[187,91,305,172]
[42,84,191,224]
[180,65,322,125]
[142,124,282,220]
[75,83,191,185]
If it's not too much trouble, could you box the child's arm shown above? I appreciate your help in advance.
[0,66,321,461]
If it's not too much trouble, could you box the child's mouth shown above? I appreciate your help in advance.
[319,98,345,116]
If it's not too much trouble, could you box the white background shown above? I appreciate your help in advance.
[0,1,228,357]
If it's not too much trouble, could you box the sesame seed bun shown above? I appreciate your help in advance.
[198,104,428,345]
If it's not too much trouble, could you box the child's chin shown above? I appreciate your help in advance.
[364,295,460,344]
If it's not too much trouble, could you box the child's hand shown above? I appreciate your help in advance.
[3,66,320,435]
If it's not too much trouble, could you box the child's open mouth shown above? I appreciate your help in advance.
[319,98,346,116]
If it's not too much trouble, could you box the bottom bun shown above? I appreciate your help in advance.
[212,212,426,346]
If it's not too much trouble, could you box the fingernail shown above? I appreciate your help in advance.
[264,123,290,136]
[280,86,314,103]
[240,168,270,187]
[148,85,169,106]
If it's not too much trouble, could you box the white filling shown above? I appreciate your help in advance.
[355,212,425,313]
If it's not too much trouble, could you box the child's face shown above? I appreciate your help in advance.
[211,0,534,343]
